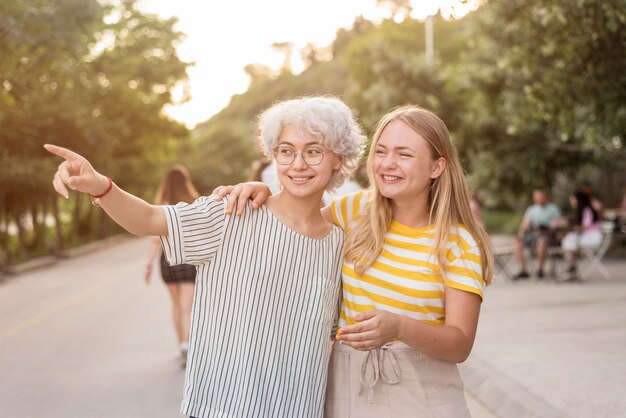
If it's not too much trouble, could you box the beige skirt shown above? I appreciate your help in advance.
[325,341,471,418]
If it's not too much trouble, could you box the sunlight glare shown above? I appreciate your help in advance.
[138,0,479,128]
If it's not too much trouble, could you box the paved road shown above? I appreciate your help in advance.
[460,236,626,418]
[1,237,500,417]
[13,234,624,417]
[0,237,184,417]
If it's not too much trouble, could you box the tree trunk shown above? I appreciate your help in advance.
[51,196,63,252]
[15,210,27,257]
[0,208,10,268]
[98,209,110,239]
[72,193,82,242]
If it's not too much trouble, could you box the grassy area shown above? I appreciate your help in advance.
[482,209,522,235]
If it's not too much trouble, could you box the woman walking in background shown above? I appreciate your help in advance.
[144,165,199,366]
[215,104,494,417]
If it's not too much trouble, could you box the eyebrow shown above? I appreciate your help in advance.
[278,141,322,147]
[375,144,415,152]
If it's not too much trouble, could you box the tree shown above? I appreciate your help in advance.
[271,41,294,75]
[376,0,413,20]
[459,0,626,202]
[244,63,276,86]
[0,0,191,265]
[341,17,469,131]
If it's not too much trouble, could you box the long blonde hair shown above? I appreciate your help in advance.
[155,165,199,205]
[344,105,494,285]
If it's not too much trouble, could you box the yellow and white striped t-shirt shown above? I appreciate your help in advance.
[330,190,485,328]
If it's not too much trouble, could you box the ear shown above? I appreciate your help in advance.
[430,157,446,180]
[332,155,343,171]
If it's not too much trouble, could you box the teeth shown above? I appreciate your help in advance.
[291,177,311,181]
[383,175,400,180]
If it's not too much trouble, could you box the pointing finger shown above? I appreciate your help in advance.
[44,144,83,161]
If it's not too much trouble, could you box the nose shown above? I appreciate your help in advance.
[292,152,308,170]
[381,153,397,169]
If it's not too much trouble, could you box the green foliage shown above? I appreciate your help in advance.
[4,1,625,265]
[184,123,258,194]
[482,209,523,235]
[0,0,191,265]
[459,0,626,202]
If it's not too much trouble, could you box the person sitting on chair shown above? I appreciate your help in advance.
[561,187,604,281]
[513,189,562,279]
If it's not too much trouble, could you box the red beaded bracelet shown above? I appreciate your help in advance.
[90,176,113,206]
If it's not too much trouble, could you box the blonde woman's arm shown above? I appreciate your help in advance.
[45,144,167,237]
[212,181,272,215]
[336,288,481,363]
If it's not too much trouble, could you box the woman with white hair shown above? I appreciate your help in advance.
[44,95,365,418]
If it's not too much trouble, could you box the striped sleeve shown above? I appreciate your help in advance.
[444,226,485,299]
[160,195,225,266]
[444,244,485,299]
[329,190,368,230]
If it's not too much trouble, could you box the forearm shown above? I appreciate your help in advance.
[146,236,162,263]
[517,219,530,238]
[397,316,475,363]
[98,181,167,237]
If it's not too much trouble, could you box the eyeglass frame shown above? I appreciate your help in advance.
[271,144,328,166]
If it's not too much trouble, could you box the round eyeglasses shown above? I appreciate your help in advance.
[272,145,327,166]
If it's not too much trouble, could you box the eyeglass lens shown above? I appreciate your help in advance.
[274,146,325,166]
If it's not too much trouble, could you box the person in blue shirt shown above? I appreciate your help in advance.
[513,189,562,279]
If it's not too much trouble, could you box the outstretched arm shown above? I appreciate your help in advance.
[45,144,167,237]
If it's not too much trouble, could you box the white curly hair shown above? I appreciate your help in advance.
[258,96,365,192]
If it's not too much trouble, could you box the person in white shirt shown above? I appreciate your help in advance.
[561,188,604,280]
[44,95,366,418]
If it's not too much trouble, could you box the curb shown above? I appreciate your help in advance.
[459,355,566,418]
[0,234,136,279]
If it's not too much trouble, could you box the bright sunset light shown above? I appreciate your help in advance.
[137,0,481,128]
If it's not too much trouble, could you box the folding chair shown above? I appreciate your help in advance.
[546,245,566,279]
[579,222,614,280]
[493,245,515,281]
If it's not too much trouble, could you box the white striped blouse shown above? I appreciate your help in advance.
[160,196,344,418]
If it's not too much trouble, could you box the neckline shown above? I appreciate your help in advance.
[389,220,435,236]
[261,204,338,242]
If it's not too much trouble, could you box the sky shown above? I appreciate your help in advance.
[136,0,478,128]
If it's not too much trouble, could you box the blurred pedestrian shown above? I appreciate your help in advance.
[470,192,483,227]
[144,165,199,366]
[561,187,604,280]
[513,189,562,279]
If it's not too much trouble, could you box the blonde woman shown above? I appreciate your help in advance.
[144,165,199,366]
[215,105,494,417]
